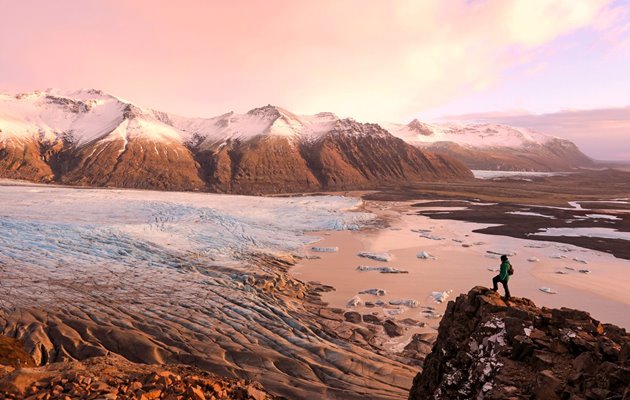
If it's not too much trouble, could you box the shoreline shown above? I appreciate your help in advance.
[291,200,630,331]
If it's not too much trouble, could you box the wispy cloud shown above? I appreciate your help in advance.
[0,0,623,122]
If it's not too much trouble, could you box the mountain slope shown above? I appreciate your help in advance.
[387,120,593,171]
[0,91,206,190]
[0,90,472,193]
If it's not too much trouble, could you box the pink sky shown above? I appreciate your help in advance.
[1,0,629,159]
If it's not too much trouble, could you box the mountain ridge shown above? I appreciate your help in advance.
[385,120,593,171]
[0,89,472,193]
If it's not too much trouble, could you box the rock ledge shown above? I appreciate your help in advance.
[408,286,630,400]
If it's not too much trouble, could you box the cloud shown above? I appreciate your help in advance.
[437,106,630,160]
[0,0,620,122]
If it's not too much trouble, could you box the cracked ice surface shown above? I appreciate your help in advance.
[0,186,374,272]
[0,185,417,400]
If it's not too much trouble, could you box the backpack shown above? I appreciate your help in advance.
[508,263,514,276]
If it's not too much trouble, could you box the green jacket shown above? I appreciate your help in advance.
[499,261,511,281]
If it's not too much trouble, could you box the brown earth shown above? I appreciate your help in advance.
[56,137,206,191]
[0,351,275,400]
[0,138,56,182]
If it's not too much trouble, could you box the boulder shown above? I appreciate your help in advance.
[343,312,362,324]
[383,320,403,337]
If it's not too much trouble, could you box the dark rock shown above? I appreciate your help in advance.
[585,388,610,400]
[362,314,381,325]
[408,287,630,400]
[531,350,554,370]
[572,352,599,374]
[535,369,563,400]
[318,308,344,321]
[511,335,535,361]
[383,320,403,337]
[343,312,362,324]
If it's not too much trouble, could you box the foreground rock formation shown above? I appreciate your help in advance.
[0,350,274,400]
[408,287,630,400]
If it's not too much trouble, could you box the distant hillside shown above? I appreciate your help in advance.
[386,120,593,171]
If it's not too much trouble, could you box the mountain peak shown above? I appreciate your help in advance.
[406,119,434,136]
[246,104,286,118]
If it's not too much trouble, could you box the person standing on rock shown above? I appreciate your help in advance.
[492,255,511,300]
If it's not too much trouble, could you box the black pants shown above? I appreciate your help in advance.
[492,275,511,298]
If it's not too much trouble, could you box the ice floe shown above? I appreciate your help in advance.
[359,288,387,296]
[486,250,517,257]
[416,250,436,260]
[472,170,569,179]
[356,266,408,274]
[527,257,540,262]
[431,290,452,303]
[346,295,362,307]
[539,287,557,294]
[389,299,420,308]
[311,246,339,253]
[357,251,391,262]
[507,211,556,219]
[585,214,621,221]
[418,231,446,240]
[534,227,630,241]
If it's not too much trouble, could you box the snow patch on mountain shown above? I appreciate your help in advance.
[167,106,347,148]
[384,120,555,149]
[0,89,187,146]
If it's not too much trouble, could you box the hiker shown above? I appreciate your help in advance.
[492,255,511,299]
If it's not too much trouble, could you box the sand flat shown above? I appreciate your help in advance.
[292,201,630,329]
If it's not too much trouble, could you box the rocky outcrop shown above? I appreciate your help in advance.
[0,351,274,400]
[408,287,630,400]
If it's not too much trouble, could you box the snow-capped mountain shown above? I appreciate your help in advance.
[0,89,472,193]
[385,120,593,171]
